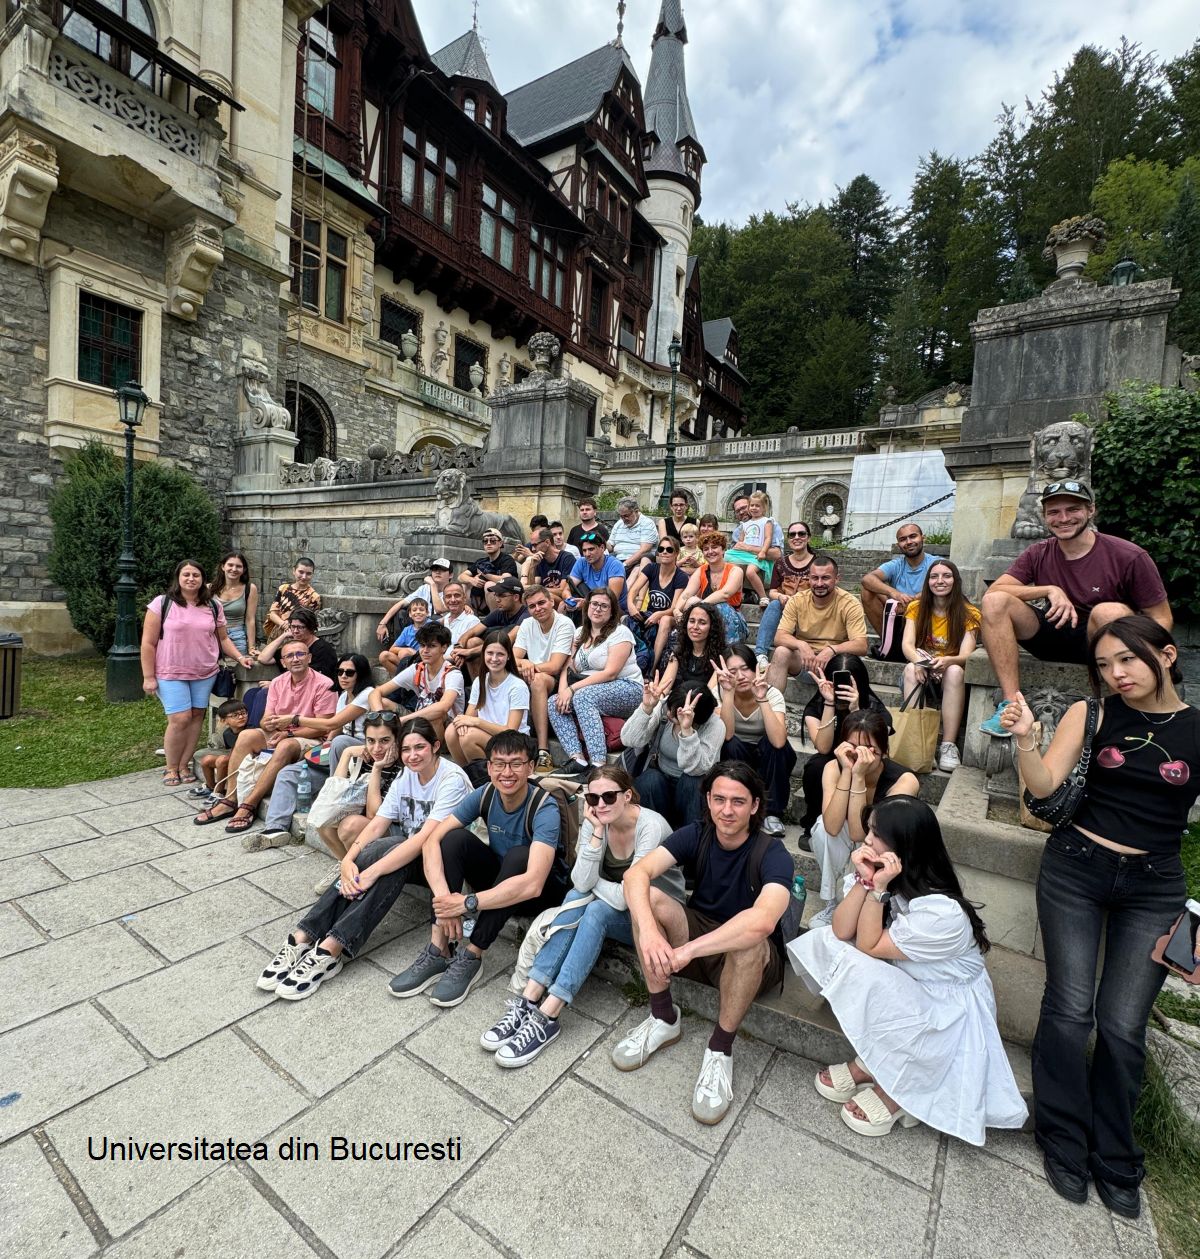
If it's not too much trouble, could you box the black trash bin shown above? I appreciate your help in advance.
[0,632,22,719]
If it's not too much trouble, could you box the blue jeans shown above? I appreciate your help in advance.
[755,598,786,656]
[1033,827,1186,1186]
[263,733,360,832]
[634,765,703,830]
[528,892,634,1005]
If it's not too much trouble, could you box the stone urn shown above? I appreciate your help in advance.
[399,330,419,365]
[1043,215,1107,283]
[468,362,485,395]
[1051,238,1099,281]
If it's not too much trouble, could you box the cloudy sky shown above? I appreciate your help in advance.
[412,0,1193,225]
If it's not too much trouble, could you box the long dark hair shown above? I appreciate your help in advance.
[578,587,621,646]
[1088,614,1183,700]
[334,652,371,696]
[836,707,891,753]
[674,602,727,667]
[166,558,214,607]
[208,552,251,600]
[911,560,971,656]
[479,629,518,709]
[864,797,990,953]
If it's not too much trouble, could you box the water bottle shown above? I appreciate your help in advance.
[462,916,476,939]
[296,762,312,812]
[792,874,807,919]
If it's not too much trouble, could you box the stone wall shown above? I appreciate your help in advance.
[281,339,396,458]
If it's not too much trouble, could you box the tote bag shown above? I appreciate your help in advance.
[888,679,940,775]
[306,758,369,830]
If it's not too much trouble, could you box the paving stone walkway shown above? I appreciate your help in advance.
[1,769,1162,1259]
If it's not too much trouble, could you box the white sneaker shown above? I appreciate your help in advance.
[755,651,769,668]
[276,946,343,1000]
[692,1047,735,1125]
[761,815,785,838]
[937,742,961,772]
[611,1007,682,1071]
[809,903,836,929]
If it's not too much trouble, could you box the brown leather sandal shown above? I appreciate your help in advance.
[193,798,236,826]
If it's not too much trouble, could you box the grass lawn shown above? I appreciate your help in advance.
[0,655,164,788]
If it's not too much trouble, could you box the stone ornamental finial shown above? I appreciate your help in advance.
[1043,215,1107,282]
[527,331,561,376]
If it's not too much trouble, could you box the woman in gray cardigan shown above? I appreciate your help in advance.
[621,679,726,829]
[479,766,684,1068]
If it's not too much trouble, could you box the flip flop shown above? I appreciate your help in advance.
[162,772,182,787]
[225,806,257,834]
[193,798,237,826]
[179,771,198,785]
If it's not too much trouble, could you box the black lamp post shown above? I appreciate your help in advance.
[658,335,681,513]
[106,379,150,702]
[1110,256,1139,287]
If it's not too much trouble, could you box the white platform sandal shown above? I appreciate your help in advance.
[814,1056,873,1103]
[841,1086,920,1137]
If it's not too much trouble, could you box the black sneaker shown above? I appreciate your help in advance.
[558,758,591,780]
[388,943,450,998]
[480,996,532,1051]
[495,1008,560,1068]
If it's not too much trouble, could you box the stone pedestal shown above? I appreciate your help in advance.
[233,428,298,492]
[476,333,600,524]
[947,276,1180,583]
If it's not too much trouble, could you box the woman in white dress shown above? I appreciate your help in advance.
[789,796,1027,1144]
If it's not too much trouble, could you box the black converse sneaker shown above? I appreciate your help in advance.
[495,1007,560,1068]
[276,946,343,1000]
[480,996,532,1051]
[257,934,312,991]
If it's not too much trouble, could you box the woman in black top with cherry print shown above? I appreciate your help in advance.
[1002,615,1200,1220]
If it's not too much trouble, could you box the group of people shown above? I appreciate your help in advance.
[139,478,1194,1220]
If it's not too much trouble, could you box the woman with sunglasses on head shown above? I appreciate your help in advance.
[549,588,644,777]
[712,644,796,838]
[791,797,1027,1142]
[621,680,726,829]
[901,559,980,772]
[208,552,258,656]
[446,630,530,768]
[480,766,685,1067]
[626,537,689,675]
[659,602,727,695]
[678,530,749,644]
[257,717,472,1000]
[754,521,815,665]
[1000,615,1200,1218]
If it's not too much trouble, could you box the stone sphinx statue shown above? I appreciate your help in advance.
[413,468,524,543]
[1011,419,1094,541]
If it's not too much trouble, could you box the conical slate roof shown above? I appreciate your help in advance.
[431,28,499,90]
[643,0,702,183]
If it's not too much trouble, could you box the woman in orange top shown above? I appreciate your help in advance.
[900,559,980,772]
[677,531,748,644]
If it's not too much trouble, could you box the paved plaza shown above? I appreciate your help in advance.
[0,769,1163,1259]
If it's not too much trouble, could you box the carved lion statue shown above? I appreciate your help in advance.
[1011,420,1094,541]
[421,468,524,543]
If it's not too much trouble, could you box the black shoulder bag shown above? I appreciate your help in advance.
[1022,696,1100,828]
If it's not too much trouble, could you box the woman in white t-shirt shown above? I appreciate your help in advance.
[446,630,531,767]
[549,587,644,777]
[257,718,471,1001]
[713,643,797,839]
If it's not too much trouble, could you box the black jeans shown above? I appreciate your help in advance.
[800,751,833,831]
[438,827,569,951]
[298,832,424,958]
[723,734,797,817]
[1033,827,1186,1186]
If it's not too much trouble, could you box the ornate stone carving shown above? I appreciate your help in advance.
[1011,419,1094,540]
[379,559,434,595]
[8,0,57,74]
[278,456,361,486]
[48,50,206,162]
[164,217,224,320]
[526,331,561,378]
[0,126,58,262]
[431,320,450,382]
[239,357,292,432]
[315,607,350,647]
[497,352,512,386]
[413,468,523,542]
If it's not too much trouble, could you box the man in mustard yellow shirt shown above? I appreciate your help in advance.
[764,554,868,692]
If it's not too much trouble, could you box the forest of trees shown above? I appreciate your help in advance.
[691,38,1200,434]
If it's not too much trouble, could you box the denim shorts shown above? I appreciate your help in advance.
[157,676,217,715]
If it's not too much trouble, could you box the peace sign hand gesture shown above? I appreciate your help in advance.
[712,655,736,692]
[811,664,834,707]
[675,688,700,734]
[751,660,771,703]
[642,672,665,711]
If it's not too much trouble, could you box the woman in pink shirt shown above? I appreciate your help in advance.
[141,559,253,787]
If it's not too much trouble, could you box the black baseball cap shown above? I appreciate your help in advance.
[493,576,524,596]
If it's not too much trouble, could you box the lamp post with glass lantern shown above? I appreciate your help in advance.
[658,335,681,513]
[106,379,150,702]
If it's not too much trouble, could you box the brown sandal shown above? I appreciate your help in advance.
[224,806,256,834]
[193,798,236,826]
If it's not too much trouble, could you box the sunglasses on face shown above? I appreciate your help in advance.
[336,667,358,676]
[788,531,808,538]
[656,545,676,554]
[584,790,622,807]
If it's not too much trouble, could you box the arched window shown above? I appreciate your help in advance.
[464,95,476,120]
[284,382,337,463]
[58,0,157,84]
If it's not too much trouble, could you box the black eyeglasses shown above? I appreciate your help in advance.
[584,789,622,807]
[336,667,358,676]
[364,711,401,725]
[788,530,809,538]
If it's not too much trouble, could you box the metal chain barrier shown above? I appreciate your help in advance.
[835,489,957,546]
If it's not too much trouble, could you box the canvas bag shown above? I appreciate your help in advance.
[306,757,369,830]
[889,677,940,775]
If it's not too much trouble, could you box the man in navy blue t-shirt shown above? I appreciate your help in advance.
[614,761,793,1125]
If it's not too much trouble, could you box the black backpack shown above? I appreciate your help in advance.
[157,594,219,640]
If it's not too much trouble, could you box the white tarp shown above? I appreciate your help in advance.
[845,451,956,542]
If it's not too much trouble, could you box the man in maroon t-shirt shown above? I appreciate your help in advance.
[979,480,1171,736]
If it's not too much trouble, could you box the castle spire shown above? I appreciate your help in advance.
[643,0,704,195]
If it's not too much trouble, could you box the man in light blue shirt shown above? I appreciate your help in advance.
[568,533,627,608]
[860,522,936,642]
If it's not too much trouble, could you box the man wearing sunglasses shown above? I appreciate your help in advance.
[567,533,626,609]
[388,731,570,1008]
[518,526,574,604]
[979,480,1171,736]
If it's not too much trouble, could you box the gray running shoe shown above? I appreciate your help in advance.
[388,943,450,998]
[428,948,483,1007]
[480,996,532,1051]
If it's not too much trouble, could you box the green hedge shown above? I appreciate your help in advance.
[48,442,222,652]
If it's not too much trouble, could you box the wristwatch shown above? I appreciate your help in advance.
[870,890,890,903]
[464,893,479,915]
